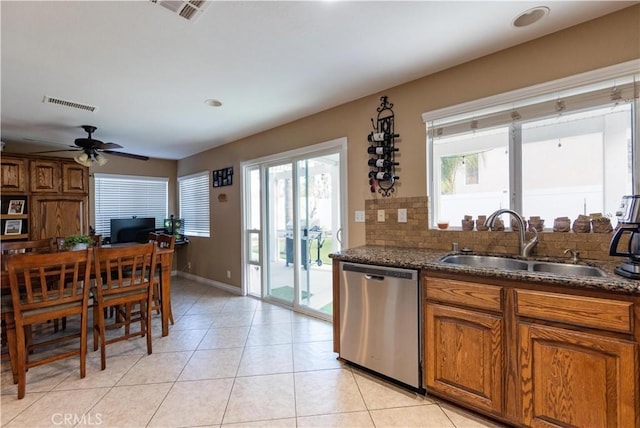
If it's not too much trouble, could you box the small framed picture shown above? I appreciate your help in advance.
[8,199,25,215]
[4,219,22,235]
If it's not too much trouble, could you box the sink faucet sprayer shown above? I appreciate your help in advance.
[485,209,539,258]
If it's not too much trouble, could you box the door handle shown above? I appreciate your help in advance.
[336,228,343,247]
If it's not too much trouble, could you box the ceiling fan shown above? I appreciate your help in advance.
[31,125,149,166]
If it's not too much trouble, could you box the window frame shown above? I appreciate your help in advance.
[178,170,210,238]
[423,60,640,228]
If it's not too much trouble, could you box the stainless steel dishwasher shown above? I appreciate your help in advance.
[339,262,421,390]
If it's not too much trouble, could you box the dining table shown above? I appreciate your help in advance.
[1,242,175,337]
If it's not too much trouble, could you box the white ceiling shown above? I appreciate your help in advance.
[1,1,634,160]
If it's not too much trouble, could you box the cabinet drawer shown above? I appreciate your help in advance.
[515,289,633,334]
[426,277,502,312]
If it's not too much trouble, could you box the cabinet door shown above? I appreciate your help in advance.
[425,303,503,414]
[1,157,27,193]
[31,195,87,239]
[30,160,61,193]
[519,322,637,428]
[61,162,88,194]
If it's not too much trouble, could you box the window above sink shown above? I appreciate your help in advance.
[424,62,639,230]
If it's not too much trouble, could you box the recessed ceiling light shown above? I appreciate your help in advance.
[512,6,549,28]
[204,99,223,107]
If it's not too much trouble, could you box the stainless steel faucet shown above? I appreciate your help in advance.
[485,209,539,258]
[563,248,580,263]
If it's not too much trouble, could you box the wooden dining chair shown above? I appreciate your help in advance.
[6,248,93,399]
[148,232,175,324]
[1,238,55,259]
[1,238,57,380]
[92,243,156,370]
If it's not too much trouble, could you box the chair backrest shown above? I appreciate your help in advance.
[91,234,102,247]
[2,239,55,270]
[55,237,66,252]
[1,238,55,255]
[6,248,92,315]
[93,243,156,299]
[148,232,175,250]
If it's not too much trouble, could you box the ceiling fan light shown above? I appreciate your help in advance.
[95,153,108,166]
[74,152,92,167]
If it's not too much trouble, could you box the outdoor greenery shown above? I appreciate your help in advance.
[440,153,480,194]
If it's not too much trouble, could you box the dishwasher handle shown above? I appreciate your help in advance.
[342,262,417,280]
[364,274,385,281]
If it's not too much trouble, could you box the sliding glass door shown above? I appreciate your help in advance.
[266,162,295,304]
[296,153,341,315]
[242,139,346,319]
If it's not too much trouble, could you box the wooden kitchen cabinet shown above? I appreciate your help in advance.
[31,195,87,239]
[30,159,62,193]
[515,289,637,428]
[0,156,27,193]
[62,162,89,193]
[422,271,639,428]
[424,276,504,415]
[29,158,88,194]
[519,322,636,427]
[0,154,89,240]
[425,303,504,414]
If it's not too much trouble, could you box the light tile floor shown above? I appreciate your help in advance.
[1,277,507,428]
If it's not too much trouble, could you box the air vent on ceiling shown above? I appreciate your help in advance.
[151,0,209,22]
[43,96,97,112]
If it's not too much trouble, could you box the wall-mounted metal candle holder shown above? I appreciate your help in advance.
[367,96,399,197]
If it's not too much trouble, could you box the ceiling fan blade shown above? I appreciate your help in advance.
[103,150,149,161]
[94,142,123,150]
[30,148,82,154]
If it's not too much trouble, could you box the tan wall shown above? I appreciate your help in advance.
[176,6,639,288]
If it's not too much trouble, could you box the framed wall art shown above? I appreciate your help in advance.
[213,166,233,187]
[7,199,25,215]
[4,219,22,235]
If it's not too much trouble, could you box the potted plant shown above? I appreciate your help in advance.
[63,234,94,251]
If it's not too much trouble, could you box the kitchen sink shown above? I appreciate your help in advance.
[531,262,606,277]
[440,255,529,271]
[440,254,607,278]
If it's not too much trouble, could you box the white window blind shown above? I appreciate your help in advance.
[94,174,168,237]
[178,171,210,237]
[428,79,638,139]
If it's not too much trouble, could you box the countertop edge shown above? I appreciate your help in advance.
[330,246,640,295]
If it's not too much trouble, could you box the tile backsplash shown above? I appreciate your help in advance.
[364,196,617,261]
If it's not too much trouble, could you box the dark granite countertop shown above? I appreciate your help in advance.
[329,246,640,295]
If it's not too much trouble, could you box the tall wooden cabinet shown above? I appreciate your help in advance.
[0,154,88,241]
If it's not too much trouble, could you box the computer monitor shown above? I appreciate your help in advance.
[110,217,156,244]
